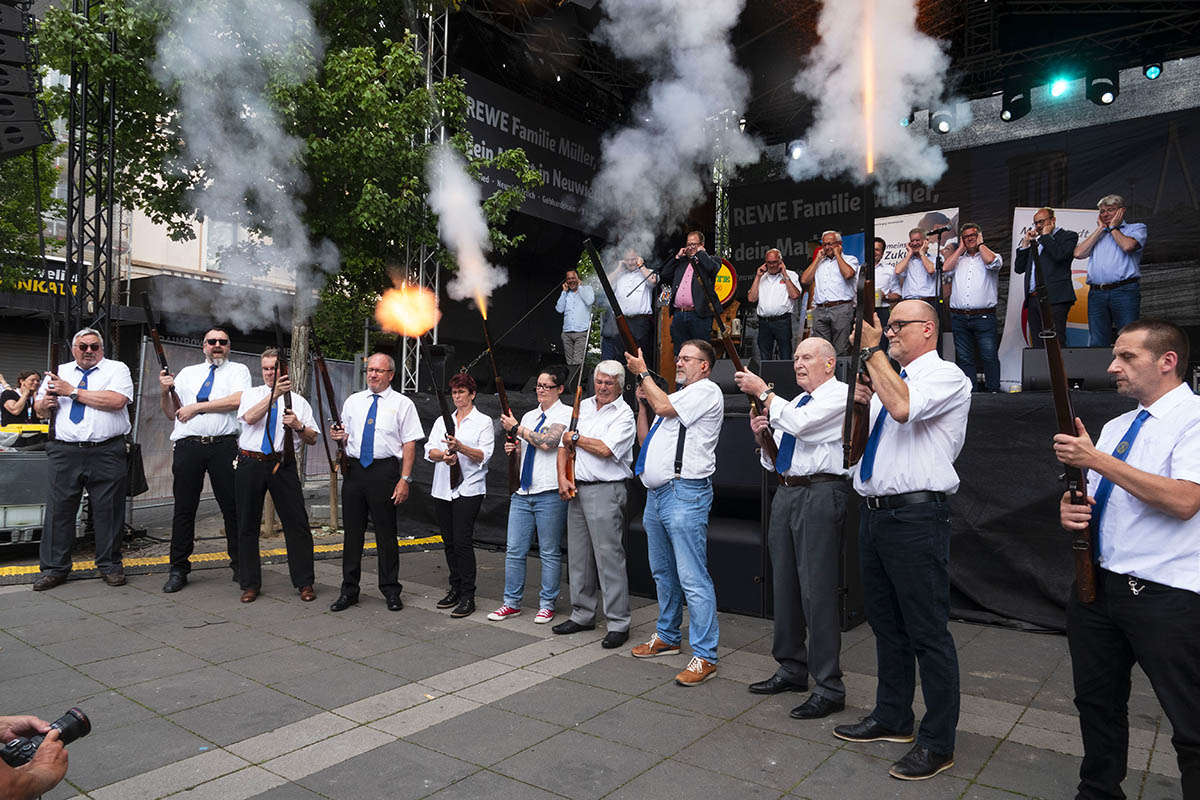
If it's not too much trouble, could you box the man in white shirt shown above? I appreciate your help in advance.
[625,340,724,686]
[33,328,133,591]
[895,227,938,304]
[943,223,1003,392]
[159,328,252,593]
[873,237,902,329]
[601,251,658,363]
[1073,193,1149,347]
[1053,319,1200,800]
[799,231,859,355]
[554,360,637,647]
[233,349,319,603]
[734,337,853,720]
[833,300,972,782]
[748,248,802,361]
[555,269,595,369]
[330,353,424,612]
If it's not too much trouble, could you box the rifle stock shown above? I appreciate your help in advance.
[562,319,593,498]
[140,293,182,413]
[272,307,296,472]
[478,315,521,495]
[843,252,876,468]
[46,339,61,441]
[310,334,350,475]
[420,337,462,490]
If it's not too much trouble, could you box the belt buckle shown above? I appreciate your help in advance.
[866,496,882,510]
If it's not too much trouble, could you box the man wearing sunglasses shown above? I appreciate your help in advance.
[159,328,252,593]
[1013,207,1079,348]
[33,328,134,591]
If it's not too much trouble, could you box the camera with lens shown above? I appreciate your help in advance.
[0,708,90,768]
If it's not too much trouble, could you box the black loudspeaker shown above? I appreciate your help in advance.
[1022,347,1116,391]
[709,359,739,393]
[759,360,799,398]
[0,13,53,162]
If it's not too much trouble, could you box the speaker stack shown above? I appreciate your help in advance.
[0,1,54,162]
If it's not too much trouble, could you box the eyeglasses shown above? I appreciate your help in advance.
[206,338,229,346]
[885,319,929,335]
[676,354,706,364]
[535,383,559,391]
[764,260,782,267]
[685,241,701,248]
[75,342,102,351]
[365,368,392,374]
[1032,217,1051,226]
[961,232,980,239]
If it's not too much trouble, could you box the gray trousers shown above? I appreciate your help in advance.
[566,481,631,631]
[769,479,850,701]
[562,330,588,365]
[811,303,856,356]
[41,437,127,576]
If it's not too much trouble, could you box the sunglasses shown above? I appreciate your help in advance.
[76,342,102,352]
[206,338,230,346]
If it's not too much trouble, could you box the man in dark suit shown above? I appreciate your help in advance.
[659,231,720,356]
[1013,207,1079,348]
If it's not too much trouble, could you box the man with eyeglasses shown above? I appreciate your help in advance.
[32,328,134,591]
[943,223,1003,392]
[555,269,594,370]
[554,360,637,647]
[1013,207,1079,348]
[748,248,802,361]
[800,231,859,356]
[894,228,938,307]
[1073,193,1148,347]
[329,353,423,612]
[159,327,252,593]
[832,301,972,781]
[625,341,724,686]
[660,231,721,356]
[874,237,902,329]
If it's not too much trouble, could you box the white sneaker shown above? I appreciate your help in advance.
[487,605,521,621]
[534,608,555,624]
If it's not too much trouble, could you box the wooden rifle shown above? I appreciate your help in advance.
[561,314,595,498]
[843,191,876,469]
[1030,242,1095,603]
[420,336,463,490]
[478,314,521,495]
[140,292,182,414]
[46,338,61,441]
[310,333,350,475]
[272,306,296,473]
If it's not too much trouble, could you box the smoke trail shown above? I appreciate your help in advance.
[787,0,961,186]
[426,145,508,306]
[585,0,758,258]
[152,0,338,330]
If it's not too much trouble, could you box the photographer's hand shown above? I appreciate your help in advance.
[0,716,49,742]
[20,728,67,796]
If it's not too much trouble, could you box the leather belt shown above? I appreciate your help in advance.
[909,296,938,304]
[758,314,789,320]
[816,299,852,308]
[675,306,696,312]
[950,307,995,316]
[779,473,848,488]
[1088,276,1139,291]
[577,479,624,486]
[52,435,123,448]
[181,434,238,444]
[625,314,651,320]
[864,490,946,510]
[237,449,278,462]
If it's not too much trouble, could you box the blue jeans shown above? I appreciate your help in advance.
[1087,282,1141,347]
[503,490,567,609]
[670,310,712,355]
[643,478,719,662]
[859,499,959,753]
[950,312,1000,392]
[756,315,793,361]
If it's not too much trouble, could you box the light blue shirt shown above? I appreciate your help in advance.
[555,286,595,332]
[1087,222,1147,284]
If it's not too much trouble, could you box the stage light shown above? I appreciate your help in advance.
[1000,80,1030,122]
[1049,77,1070,98]
[900,111,914,127]
[1144,63,1162,80]
[1086,68,1119,106]
[787,139,803,160]
[929,108,954,134]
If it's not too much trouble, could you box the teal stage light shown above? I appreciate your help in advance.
[1144,63,1162,80]
[1050,78,1069,98]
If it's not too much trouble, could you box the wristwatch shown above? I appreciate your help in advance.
[756,389,771,404]
[859,345,884,362]
[401,475,413,484]
[69,390,79,401]
[636,371,650,384]
[570,431,581,444]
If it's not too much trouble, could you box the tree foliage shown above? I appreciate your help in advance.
[0,144,64,287]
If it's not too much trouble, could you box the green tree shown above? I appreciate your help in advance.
[0,144,64,287]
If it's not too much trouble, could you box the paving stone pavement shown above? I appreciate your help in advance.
[0,548,1181,800]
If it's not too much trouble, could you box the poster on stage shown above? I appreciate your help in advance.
[874,207,960,274]
[997,207,1095,389]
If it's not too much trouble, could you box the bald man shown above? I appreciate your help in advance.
[735,337,853,720]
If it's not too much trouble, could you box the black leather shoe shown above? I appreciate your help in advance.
[102,569,126,587]
[789,694,845,720]
[386,595,403,612]
[329,594,358,612]
[32,573,67,592]
[551,619,595,635]
[833,716,915,743]
[450,597,475,618]
[748,674,807,695]
[436,590,460,609]
[889,744,954,780]
[162,572,187,593]
[601,630,629,649]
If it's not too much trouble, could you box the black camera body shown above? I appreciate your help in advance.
[0,708,90,768]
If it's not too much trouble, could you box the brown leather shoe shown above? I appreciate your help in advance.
[631,633,681,659]
[675,656,717,686]
[32,573,67,592]
[240,589,258,603]
[299,585,316,602]
[102,569,126,587]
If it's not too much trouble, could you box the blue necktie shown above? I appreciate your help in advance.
[196,364,217,402]
[858,370,905,482]
[261,399,277,454]
[1091,409,1150,557]
[519,412,547,491]
[360,394,380,468]
[69,367,96,424]
[633,416,664,476]
[775,395,812,474]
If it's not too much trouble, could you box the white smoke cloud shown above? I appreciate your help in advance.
[426,145,508,305]
[153,0,339,329]
[787,0,962,186]
[585,0,758,257]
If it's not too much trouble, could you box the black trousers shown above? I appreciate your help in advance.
[1068,569,1200,800]
[434,495,483,597]
[234,455,315,592]
[41,438,126,576]
[1026,298,1072,348]
[169,437,240,576]
[341,457,402,600]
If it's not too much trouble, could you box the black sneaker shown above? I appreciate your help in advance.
[450,597,475,618]
[833,716,915,743]
[889,744,955,780]
[436,590,460,609]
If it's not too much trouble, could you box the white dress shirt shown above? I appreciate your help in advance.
[853,350,972,496]
[813,256,859,304]
[1015,226,1060,292]
[640,378,724,490]
[613,268,654,316]
[516,400,571,495]
[236,385,317,453]
[425,407,494,500]
[1089,383,1200,592]
[875,263,900,307]
[898,252,938,298]
[755,269,802,318]
[170,360,252,440]
[341,387,424,460]
[38,358,132,443]
[949,250,1003,310]
[761,377,852,477]
[571,395,636,482]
